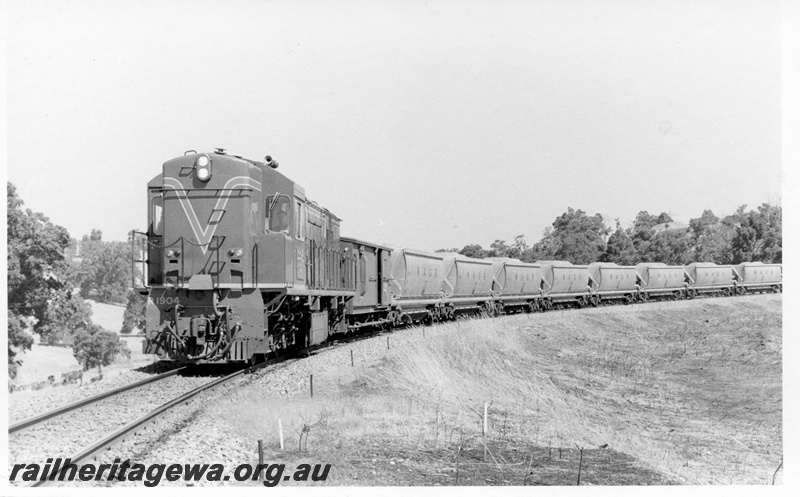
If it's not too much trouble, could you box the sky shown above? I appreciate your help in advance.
[4,0,787,253]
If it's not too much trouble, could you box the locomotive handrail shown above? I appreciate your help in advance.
[181,236,185,288]
[214,235,221,288]
[252,241,259,287]
[153,187,256,193]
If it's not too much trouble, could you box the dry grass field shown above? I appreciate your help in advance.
[218,295,782,486]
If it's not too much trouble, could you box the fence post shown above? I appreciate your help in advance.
[310,374,314,398]
[483,401,488,462]
[278,418,285,450]
[257,439,264,479]
[351,349,354,367]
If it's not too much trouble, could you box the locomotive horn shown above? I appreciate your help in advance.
[265,155,279,169]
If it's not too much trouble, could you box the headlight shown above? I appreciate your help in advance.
[228,248,243,258]
[166,249,181,258]
[196,155,212,181]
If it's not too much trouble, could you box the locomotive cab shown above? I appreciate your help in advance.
[134,150,358,364]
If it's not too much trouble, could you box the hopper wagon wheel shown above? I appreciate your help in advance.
[722,287,732,297]
[687,289,696,300]
[772,285,780,294]
[738,287,747,296]
[673,291,681,301]
[624,294,634,305]
[591,295,601,307]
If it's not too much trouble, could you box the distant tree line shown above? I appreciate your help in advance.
[437,203,781,266]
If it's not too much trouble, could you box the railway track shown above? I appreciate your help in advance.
[9,367,186,435]
[21,361,274,487]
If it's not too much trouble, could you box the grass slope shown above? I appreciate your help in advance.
[218,295,782,486]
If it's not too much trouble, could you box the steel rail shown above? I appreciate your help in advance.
[28,362,270,487]
[9,367,186,435]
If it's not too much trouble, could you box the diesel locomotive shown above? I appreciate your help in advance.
[132,149,782,364]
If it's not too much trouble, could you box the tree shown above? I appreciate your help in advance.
[72,324,131,375]
[688,209,720,241]
[36,289,93,345]
[549,208,610,264]
[694,223,735,264]
[459,244,488,259]
[509,235,528,259]
[639,229,693,265]
[629,210,673,261]
[488,239,510,258]
[602,220,639,264]
[8,182,90,373]
[121,290,147,335]
[7,312,33,380]
[76,238,132,304]
[526,227,559,262]
[731,203,781,263]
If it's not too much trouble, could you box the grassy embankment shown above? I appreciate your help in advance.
[215,295,782,485]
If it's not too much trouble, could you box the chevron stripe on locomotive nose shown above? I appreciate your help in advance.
[163,176,261,254]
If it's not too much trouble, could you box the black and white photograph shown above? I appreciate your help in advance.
[3,0,798,492]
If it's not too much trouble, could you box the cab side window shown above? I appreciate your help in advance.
[151,194,163,236]
[267,196,290,232]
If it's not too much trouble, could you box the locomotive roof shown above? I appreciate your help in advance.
[150,150,342,221]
